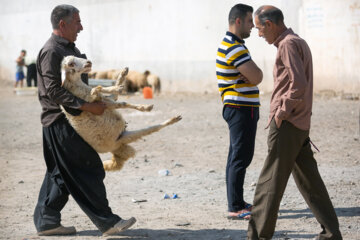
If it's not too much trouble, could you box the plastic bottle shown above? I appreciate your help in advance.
[158,169,170,176]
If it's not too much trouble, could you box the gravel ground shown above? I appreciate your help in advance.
[0,87,359,240]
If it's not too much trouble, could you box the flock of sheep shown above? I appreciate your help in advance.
[88,68,161,94]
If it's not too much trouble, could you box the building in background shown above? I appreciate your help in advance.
[0,0,359,93]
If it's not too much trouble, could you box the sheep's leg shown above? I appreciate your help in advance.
[106,102,154,112]
[90,85,123,98]
[103,145,135,171]
[90,67,128,101]
[115,67,128,86]
[117,115,182,144]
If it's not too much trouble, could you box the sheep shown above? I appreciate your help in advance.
[88,69,117,79]
[60,56,182,171]
[146,73,161,94]
[89,69,158,95]
[123,70,150,93]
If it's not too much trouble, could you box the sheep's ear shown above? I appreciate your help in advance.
[61,69,66,86]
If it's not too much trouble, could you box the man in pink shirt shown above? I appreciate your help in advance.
[247,5,342,240]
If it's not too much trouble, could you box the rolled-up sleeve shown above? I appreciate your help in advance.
[276,40,306,120]
[40,49,85,108]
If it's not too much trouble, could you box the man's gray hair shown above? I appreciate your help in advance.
[255,6,284,26]
[51,4,79,29]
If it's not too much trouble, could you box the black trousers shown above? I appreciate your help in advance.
[26,63,37,87]
[223,106,259,212]
[33,116,120,233]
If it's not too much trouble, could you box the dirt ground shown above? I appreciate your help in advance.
[0,86,359,240]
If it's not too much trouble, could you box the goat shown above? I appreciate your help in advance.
[60,56,182,171]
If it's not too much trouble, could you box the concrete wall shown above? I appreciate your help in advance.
[0,0,359,93]
[299,0,360,92]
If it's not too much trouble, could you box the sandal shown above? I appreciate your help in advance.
[245,202,253,211]
[227,209,251,220]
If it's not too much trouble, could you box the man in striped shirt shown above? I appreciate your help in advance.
[216,4,263,220]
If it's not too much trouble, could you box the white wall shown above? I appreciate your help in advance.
[299,0,360,92]
[0,0,359,93]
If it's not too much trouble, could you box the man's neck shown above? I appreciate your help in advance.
[275,25,288,40]
[53,29,72,43]
[228,26,242,40]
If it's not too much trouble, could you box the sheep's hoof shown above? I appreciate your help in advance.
[164,115,182,125]
[116,85,124,93]
[138,104,153,112]
[121,67,129,77]
[91,86,102,96]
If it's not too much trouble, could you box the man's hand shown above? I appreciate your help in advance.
[239,74,250,84]
[275,115,282,128]
[80,101,107,115]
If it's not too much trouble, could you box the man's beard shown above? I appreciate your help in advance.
[241,31,250,39]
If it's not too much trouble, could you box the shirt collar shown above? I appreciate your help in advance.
[51,33,76,49]
[226,31,245,44]
[273,28,293,48]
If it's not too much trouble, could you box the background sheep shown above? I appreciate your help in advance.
[89,69,161,95]
[88,69,117,79]
[61,56,182,171]
[146,73,161,94]
[123,70,150,93]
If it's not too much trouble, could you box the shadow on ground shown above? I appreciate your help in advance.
[26,208,358,239]
[76,228,246,239]
[76,228,318,240]
[278,207,360,219]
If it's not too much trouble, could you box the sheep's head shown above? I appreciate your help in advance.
[61,56,92,74]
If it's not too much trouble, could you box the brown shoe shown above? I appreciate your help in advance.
[37,225,76,236]
[103,217,136,236]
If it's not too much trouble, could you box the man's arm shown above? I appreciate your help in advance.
[276,40,307,122]
[39,50,107,116]
[80,102,106,115]
[16,56,24,66]
[236,60,263,85]
[39,50,86,109]
[226,45,263,85]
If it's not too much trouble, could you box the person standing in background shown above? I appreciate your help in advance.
[15,49,26,89]
[216,3,263,220]
[25,57,37,87]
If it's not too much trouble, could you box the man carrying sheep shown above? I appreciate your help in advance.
[33,4,136,236]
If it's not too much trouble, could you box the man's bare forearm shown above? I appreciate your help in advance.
[80,102,107,115]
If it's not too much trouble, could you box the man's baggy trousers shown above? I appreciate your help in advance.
[247,119,342,240]
[34,116,120,233]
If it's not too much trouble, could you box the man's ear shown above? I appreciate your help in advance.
[235,17,242,25]
[265,19,272,28]
[59,20,66,30]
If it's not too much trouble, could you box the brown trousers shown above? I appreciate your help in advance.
[247,119,342,240]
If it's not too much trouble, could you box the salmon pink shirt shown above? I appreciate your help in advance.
[268,28,313,131]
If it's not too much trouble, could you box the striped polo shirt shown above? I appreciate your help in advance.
[216,31,260,107]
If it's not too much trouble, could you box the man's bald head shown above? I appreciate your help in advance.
[255,5,284,26]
